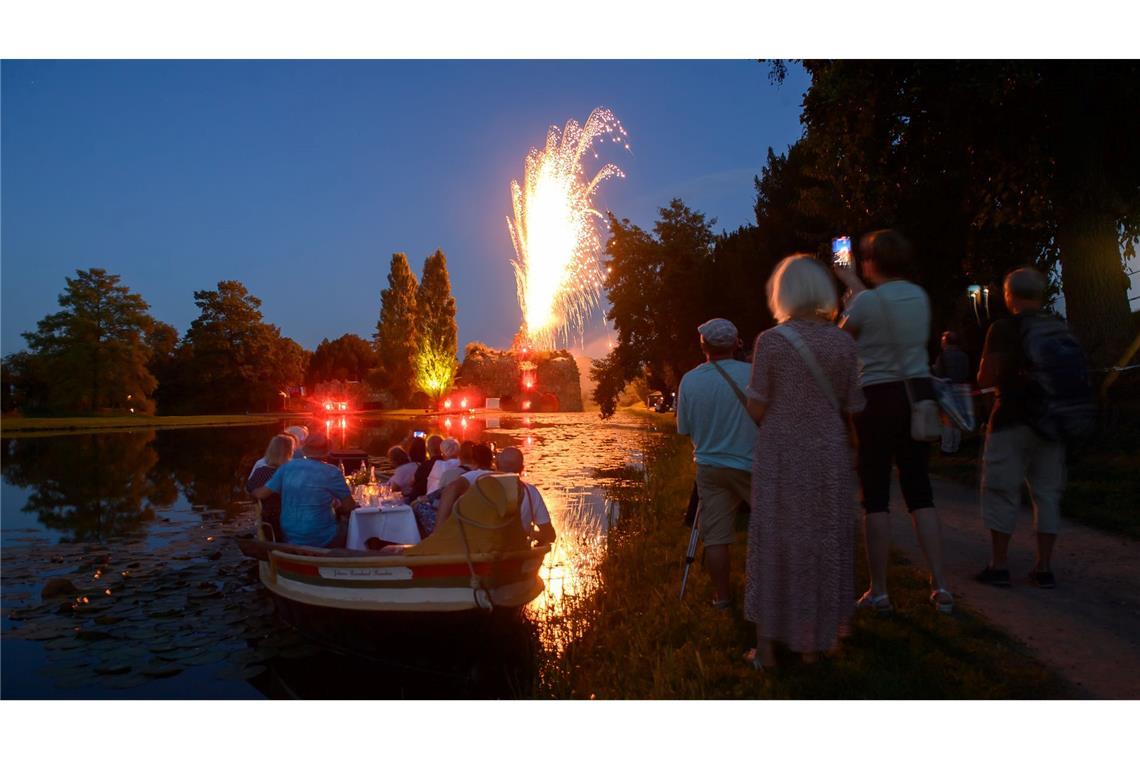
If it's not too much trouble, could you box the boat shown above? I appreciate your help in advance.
[238,474,551,630]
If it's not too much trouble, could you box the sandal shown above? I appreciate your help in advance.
[930,588,954,614]
[743,649,767,673]
[855,589,893,615]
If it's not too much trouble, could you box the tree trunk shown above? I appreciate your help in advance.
[1057,211,1131,368]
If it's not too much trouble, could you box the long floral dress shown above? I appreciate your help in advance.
[744,318,866,653]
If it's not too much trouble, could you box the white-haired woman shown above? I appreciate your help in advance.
[246,434,296,541]
[425,437,461,494]
[743,254,865,671]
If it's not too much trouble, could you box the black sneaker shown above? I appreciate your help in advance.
[1028,570,1056,588]
[975,566,1011,587]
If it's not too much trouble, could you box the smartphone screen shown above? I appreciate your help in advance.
[413,430,426,439]
[832,236,852,268]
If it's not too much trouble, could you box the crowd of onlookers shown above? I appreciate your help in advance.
[677,229,1089,672]
[244,428,555,552]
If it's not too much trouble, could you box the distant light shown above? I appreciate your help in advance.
[460,398,468,409]
[444,399,452,409]
[522,401,531,411]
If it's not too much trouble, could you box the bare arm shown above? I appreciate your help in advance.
[533,522,557,545]
[251,486,274,500]
[435,478,470,527]
[746,398,767,425]
[334,494,356,517]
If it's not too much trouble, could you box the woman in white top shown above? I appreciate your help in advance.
[835,229,953,616]
[425,438,461,494]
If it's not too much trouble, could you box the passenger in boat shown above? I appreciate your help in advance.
[426,437,461,494]
[247,424,308,478]
[408,434,443,500]
[412,443,494,536]
[245,433,296,541]
[250,431,355,548]
[437,440,477,490]
[387,445,418,495]
[494,446,556,545]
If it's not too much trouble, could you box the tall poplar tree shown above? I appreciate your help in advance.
[415,250,459,403]
[374,252,420,404]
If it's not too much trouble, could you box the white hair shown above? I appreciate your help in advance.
[440,437,461,458]
[767,254,838,323]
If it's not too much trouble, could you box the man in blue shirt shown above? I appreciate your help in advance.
[252,431,355,547]
[676,318,756,609]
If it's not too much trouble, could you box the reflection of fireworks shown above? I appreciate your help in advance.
[508,108,628,349]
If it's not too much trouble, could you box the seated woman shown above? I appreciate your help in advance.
[411,443,494,537]
[387,445,418,495]
[246,433,295,541]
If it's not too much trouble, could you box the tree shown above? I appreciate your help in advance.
[21,268,158,414]
[306,333,377,386]
[179,281,304,413]
[415,250,458,402]
[374,253,419,405]
[789,60,1140,365]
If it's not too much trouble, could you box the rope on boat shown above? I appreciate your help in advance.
[454,477,519,613]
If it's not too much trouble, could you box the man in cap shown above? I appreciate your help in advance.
[251,431,355,548]
[676,318,757,609]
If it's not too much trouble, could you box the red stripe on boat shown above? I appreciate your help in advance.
[275,559,321,577]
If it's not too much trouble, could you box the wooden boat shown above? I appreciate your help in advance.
[238,474,550,620]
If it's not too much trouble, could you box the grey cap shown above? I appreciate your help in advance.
[697,318,739,348]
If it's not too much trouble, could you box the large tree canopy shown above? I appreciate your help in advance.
[19,268,158,414]
[306,333,377,386]
[415,250,458,402]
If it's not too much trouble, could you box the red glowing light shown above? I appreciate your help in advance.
[461,417,469,429]
[460,398,468,409]
[522,401,532,410]
[444,399,453,409]
[444,417,453,429]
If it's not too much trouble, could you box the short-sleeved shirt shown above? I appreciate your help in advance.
[519,483,552,529]
[390,462,419,493]
[980,315,1031,431]
[264,458,350,547]
[676,359,757,472]
[427,458,460,494]
[843,281,932,386]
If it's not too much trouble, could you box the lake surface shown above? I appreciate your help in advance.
[0,411,658,698]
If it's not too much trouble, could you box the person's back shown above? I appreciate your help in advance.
[934,343,971,385]
[268,457,349,547]
[677,359,756,471]
[845,280,931,385]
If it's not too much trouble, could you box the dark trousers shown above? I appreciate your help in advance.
[854,381,934,514]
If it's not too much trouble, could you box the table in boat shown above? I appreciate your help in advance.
[347,502,421,549]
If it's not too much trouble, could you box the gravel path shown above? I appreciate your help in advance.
[882,475,1140,699]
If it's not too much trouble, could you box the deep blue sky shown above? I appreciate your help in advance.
[2,60,809,356]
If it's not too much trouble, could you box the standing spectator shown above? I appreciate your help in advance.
[835,229,953,614]
[976,267,1084,588]
[676,317,757,610]
[743,255,865,671]
[933,331,972,454]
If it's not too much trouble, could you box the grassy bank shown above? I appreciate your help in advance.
[0,413,296,437]
[929,406,1140,540]
[536,420,1071,698]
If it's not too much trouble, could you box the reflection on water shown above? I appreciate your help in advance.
[0,411,658,698]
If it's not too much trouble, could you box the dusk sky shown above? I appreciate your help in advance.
[1,60,810,356]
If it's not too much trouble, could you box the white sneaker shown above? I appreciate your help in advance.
[931,588,954,614]
[855,589,893,614]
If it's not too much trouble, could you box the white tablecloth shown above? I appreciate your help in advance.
[347,503,421,549]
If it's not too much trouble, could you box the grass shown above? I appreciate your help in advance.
[534,422,1072,699]
[0,413,296,436]
[929,404,1140,540]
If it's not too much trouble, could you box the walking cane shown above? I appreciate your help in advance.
[679,500,702,600]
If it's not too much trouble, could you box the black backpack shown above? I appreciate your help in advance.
[1018,313,1097,442]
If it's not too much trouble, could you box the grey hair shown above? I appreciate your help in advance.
[440,437,461,458]
[767,254,838,323]
[1004,267,1047,301]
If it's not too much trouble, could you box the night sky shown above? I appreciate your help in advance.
[1,60,810,356]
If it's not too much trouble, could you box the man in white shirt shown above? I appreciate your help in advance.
[494,446,556,545]
[425,437,461,494]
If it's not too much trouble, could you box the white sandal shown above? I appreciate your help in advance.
[855,589,893,614]
[931,588,954,614]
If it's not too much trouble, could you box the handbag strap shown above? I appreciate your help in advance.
[709,359,750,411]
[871,289,917,405]
[772,324,841,413]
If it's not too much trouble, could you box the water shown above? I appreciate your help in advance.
[0,411,658,698]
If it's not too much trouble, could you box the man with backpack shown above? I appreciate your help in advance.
[676,318,757,610]
[976,267,1096,589]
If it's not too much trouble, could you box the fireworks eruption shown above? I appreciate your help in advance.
[508,108,628,350]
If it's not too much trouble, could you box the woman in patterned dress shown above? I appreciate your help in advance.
[743,255,865,671]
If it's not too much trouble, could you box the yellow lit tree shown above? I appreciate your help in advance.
[415,339,456,406]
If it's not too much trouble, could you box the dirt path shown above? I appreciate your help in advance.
[883,476,1140,698]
